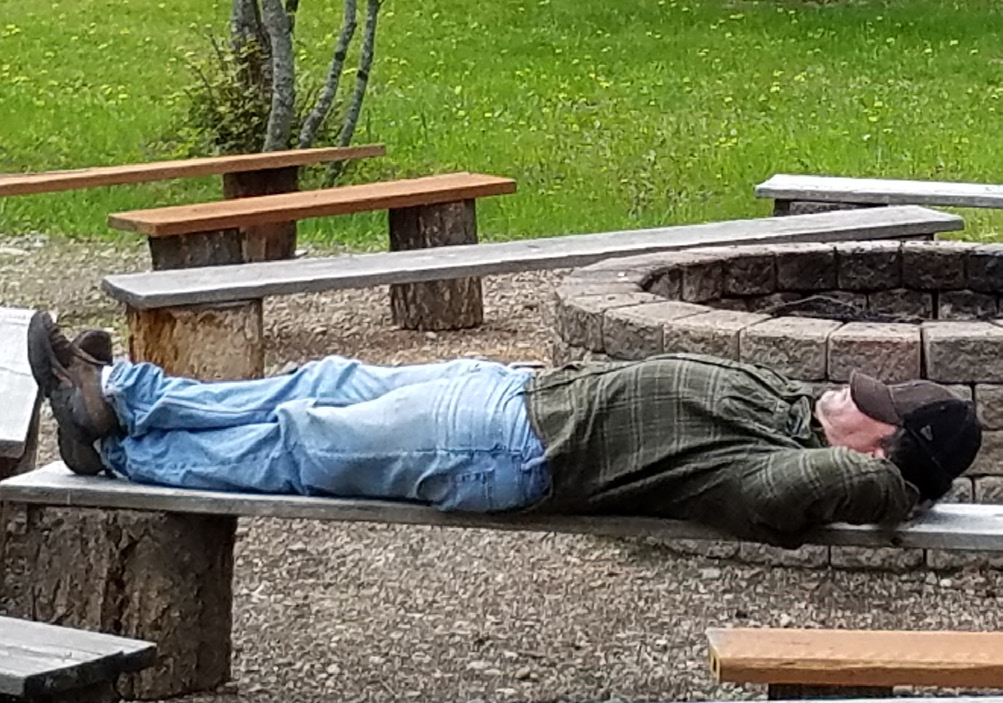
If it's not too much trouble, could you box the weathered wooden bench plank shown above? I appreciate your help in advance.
[2,463,1001,552]
[708,627,1003,689]
[0,616,155,700]
[107,172,517,237]
[756,174,1003,209]
[102,205,962,310]
[0,308,41,479]
[0,145,385,197]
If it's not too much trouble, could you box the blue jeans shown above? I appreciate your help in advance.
[99,356,550,512]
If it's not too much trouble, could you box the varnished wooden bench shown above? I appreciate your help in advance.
[756,173,1003,215]
[0,307,42,481]
[99,204,963,377]
[0,615,155,702]
[708,627,1003,699]
[0,145,384,263]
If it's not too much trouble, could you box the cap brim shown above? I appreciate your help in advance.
[849,370,902,425]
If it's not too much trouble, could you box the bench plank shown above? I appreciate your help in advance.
[0,616,155,698]
[101,205,962,310]
[757,174,1003,209]
[1,463,1000,552]
[108,172,517,237]
[0,145,385,198]
[708,627,1003,688]
[0,308,39,459]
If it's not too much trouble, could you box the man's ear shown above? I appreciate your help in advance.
[870,446,888,460]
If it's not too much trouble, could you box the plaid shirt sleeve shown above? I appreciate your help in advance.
[739,447,918,548]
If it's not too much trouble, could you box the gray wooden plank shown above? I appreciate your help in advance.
[0,308,39,458]
[101,205,963,310]
[1,463,1001,552]
[757,173,1003,208]
[0,617,155,698]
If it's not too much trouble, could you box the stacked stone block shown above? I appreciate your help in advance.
[551,241,1003,571]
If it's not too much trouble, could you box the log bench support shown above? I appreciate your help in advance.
[5,318,250,698]
[222,165,299,263]
[389,199,483,330]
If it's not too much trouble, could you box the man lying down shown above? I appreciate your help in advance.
[28,310,982,549]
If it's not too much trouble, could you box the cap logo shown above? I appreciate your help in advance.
[920,424,934,441]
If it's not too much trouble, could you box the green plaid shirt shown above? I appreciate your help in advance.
[524,353,917,548]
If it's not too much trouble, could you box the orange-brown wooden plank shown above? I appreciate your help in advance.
[0,145,385,197]
[108,172,517,237]
[707,627,1003,688]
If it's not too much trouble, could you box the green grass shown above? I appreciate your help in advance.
[3,0,1003,249]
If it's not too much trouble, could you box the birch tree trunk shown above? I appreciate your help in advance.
[329,0,380,178]
[230,0,272,92]
[260,0,296,151]
[299,0,358,148]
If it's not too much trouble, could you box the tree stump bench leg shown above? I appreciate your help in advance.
[222,166,299,262]
[126,300,264,380]
[388,199,484,331]
[768,684,893,699]
[4,299,264,698]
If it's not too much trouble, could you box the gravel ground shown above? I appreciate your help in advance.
[4,234,1003,703]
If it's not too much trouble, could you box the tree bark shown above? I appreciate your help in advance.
[329,0,380,178]
[147,231,246,271]
[230,0,272,93]
[388,199,483,330]
[298,0,358,149]
[221,166,299,261]
[127,301,265,381]
[260,0,296,151]
[4,507,235,700]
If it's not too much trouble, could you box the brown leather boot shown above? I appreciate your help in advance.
[27,311,120,445]
[56,329,115,476]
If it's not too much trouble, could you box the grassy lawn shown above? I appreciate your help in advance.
[2,0,1003,249]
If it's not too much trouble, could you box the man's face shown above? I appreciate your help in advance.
[815,386,898,455]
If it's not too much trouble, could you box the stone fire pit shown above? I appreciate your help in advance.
[552,240,1003,569]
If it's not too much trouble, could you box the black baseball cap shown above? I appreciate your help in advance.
[850,370,982,482]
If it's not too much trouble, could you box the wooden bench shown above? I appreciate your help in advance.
[0,145,384,264]
[0,205,965,698]
[107,171,517,332]
[0,307,42,481]
[0,615,155,703]
[707,627,1003,699]
[756,173,1003,215]
[3,463,1003,698]
[99,204,963,379]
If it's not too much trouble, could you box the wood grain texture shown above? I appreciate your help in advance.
[107,172,517,237]
[5,463,1003,552]
[102,205,964,310]
[0,616,155,699]
[0,145,384,197]
[127,301,264,381]
[0,307,40,460]
[757,174,1003,208]
[708,627,1003,687]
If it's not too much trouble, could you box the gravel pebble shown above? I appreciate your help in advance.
[4,235,1003,703]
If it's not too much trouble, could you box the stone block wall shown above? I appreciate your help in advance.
[550,241,1003,571]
